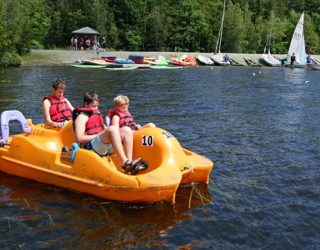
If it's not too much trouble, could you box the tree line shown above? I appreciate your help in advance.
[1,0,320,66]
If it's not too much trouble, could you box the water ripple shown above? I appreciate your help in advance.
[1,66,320,248]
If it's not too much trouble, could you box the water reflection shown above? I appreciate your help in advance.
[0,173,211,248]
[1,66,320,248]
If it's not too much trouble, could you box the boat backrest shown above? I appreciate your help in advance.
[0,110,31,144]
[58,121,77,148]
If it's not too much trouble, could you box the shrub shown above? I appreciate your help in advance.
[30,40,44,50]
[0,52,21,67]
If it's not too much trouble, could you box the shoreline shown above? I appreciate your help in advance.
[22,49,320,67]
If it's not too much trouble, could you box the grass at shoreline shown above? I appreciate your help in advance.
[20,53,61,66]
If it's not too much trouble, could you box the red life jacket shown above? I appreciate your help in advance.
[73,107,105,135]
[43,95,72,122]
[108,109,138,131]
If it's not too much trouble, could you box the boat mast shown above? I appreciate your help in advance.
[263,13,274,55]
[215,0,226,53]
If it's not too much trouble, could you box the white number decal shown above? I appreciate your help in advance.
[142,135,154,146]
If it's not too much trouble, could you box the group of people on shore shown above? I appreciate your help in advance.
[43,79,155,174]
[70,36,106,51]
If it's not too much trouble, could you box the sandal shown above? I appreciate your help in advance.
[130,160,148,175]
[122,158,142,173]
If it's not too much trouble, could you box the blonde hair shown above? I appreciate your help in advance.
[113,95,129,106]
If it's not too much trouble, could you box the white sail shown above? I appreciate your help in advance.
[287,13,306,65]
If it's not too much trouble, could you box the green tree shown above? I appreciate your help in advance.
[262,11,289,54]
[167,0,209,52]
[145,3,170,51]
[241,4,261,53]
[223,2,245,52]
[304,13,319,54]
[200,0,221,52]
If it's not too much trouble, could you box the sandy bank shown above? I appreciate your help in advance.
[25,49,319,67]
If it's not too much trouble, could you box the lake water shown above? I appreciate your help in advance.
[0,65,320,249]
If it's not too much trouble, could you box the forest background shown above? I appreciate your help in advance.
[0,0,320,67]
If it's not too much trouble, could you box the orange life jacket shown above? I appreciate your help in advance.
[43,95,72,122]
[108,109,138,131]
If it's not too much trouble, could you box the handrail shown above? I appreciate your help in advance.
[0,110,31,144]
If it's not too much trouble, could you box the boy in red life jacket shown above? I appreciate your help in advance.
[108,95,155,131]
[73,92,147,174]
[43,79,74,128]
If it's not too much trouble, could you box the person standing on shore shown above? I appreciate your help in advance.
[85,38,91,50]
[70,37,75,50]
[80,37,85,50]
[43,79,74,128]
[73,37,78,51]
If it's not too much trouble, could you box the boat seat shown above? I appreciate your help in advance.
[58,121,76,148]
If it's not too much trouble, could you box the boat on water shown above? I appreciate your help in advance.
[284,13,306,68]
[0,110,213,203]
[211,0,230,66]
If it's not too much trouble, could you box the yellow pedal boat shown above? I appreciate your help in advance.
[0,110,213,203]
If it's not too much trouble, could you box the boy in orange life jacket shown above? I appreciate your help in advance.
[73,92,146,173]
[108,95,155,131]
[43,79,74,128]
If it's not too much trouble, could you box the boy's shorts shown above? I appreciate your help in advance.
[86,135,112,156]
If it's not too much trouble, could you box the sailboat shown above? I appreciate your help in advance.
[285,12,306,68]
[259,21,281,67]
[211,0,230,66]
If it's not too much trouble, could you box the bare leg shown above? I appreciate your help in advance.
[119,126,133,160]
[98,126,127,163]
